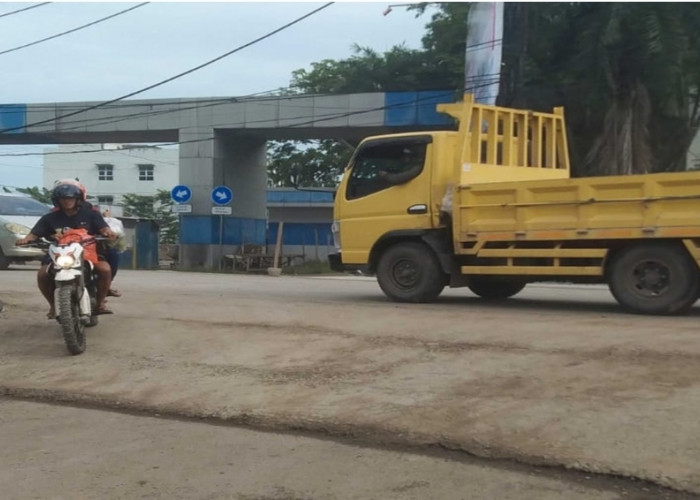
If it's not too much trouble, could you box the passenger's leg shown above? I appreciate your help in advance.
[37,264,55,318]
[94,261,112,313]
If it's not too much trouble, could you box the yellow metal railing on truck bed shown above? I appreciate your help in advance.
[437,94,570,184]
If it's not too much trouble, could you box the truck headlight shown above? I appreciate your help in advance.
[331,220,341,251]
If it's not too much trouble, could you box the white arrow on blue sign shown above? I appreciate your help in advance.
[211,185,233,205]
[170,184,192,204]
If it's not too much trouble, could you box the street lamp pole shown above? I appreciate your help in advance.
[382,3,423,16]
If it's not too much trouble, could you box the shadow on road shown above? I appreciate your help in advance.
[348,293,700,318]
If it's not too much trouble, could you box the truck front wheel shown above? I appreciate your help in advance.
[377,242,445,303]
[608,243,700,315]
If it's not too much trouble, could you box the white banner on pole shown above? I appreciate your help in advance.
[465,2,504,105]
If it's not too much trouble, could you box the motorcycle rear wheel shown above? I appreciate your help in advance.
[58,283,86,355]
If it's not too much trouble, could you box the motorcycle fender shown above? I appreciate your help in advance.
[53,288,64,317]
[55,269,81,281]
[79,287,91,316]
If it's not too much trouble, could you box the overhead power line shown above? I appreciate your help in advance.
[0,2,335,135]
[0,3,149,57]
[0,32,498,133]
[0,2,50,19]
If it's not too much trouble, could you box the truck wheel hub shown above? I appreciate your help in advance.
[633,261,669,295]
[393,260,419,288]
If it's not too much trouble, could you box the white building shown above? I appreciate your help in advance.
[43,144,179,216]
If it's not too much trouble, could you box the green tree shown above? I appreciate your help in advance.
[278,3,700,179]
[121,190,178,244]
[267,139,352,187]
[274,3,467,186]
[290,3,468,94]
[509,3,700,175]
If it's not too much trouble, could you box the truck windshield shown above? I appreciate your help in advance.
[346,142,426,200]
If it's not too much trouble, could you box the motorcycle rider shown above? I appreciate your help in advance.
[52,178,122,298]
[15,183,117,318]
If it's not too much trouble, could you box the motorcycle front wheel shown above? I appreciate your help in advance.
[57,282,86,355]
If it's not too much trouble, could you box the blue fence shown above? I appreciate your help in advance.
[267,222,333,248]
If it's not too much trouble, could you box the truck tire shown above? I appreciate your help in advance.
[376,242,445,303]
[608,243,700,315]
[468,277,526,300]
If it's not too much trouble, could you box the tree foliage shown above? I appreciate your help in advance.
[516,3,700,175]
[290,3,468,94]
[16,186,52,204]
[267,140,352,188]
[272,2,700,180]
[121,189,178,244]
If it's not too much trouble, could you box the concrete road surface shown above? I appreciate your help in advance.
[5,399,694,500]
[1,268,699,494]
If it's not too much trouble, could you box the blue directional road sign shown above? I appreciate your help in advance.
[211,185,233,205]
[171,184,192,204]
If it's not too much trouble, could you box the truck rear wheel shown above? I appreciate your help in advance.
[377,242,445,303]
[608,243,700,315]
[468,277,526,300]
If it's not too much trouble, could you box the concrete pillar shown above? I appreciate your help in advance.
[177,128,267,269]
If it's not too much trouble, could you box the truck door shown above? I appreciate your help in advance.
[338,136,433,264]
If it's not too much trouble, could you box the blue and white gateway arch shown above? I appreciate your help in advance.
[0,91,456,268]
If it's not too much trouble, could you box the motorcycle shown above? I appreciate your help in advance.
[25,229,105,355]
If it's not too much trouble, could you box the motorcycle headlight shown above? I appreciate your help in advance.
[56,255,76,269]
[4,222,32,236]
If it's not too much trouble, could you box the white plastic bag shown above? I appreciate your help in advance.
[104,216,127,252]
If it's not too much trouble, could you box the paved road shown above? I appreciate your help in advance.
[1,267,699,495]
[5,399,693,500]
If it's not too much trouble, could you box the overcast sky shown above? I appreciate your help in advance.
[0,1,432,187]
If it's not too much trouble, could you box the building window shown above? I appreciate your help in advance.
[97,164,114,181]
[138,164,154,181]
[97,195,114,206]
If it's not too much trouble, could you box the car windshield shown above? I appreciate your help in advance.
[0,195,50,216]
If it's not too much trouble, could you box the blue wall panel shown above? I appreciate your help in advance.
[0,104,26,133]
[384,92,417,126]
[266,190,333,204]
[384,91,455,127]
[267,222,333,247]
[416,90,456,125]
[180,216,217,244]
[222,217,266,245]
[180,215,265,245]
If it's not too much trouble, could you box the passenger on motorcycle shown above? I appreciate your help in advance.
[52,178,123,298]
[15,183,117,318]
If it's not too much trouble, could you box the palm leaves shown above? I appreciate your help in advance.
[529,3,695,175]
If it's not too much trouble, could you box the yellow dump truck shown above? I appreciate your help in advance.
[328,94,700,315]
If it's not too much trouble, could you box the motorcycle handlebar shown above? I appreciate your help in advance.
[16,235,109,247]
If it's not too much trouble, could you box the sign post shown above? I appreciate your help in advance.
[211,185,233,270]
[169,185,192,266]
